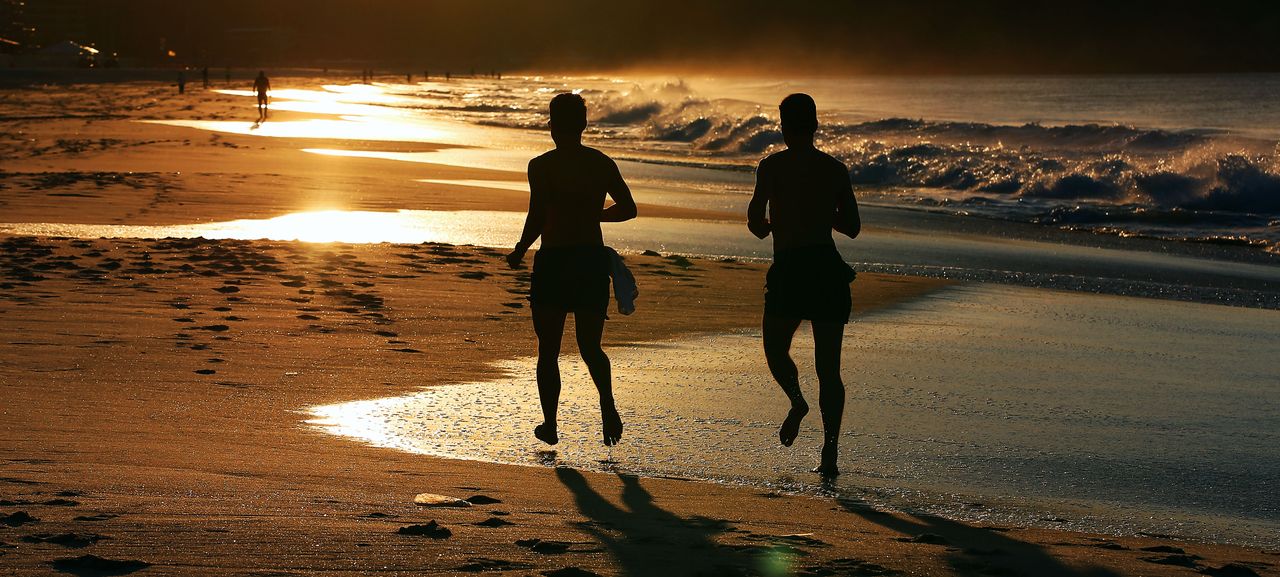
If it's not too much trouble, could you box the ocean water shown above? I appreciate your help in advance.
[296,74,1280,253]
[310,284,1280,548]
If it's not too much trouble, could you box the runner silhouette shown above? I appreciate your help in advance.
[748,93,861,476]
[507,93,638,447]
[253,71,271,121]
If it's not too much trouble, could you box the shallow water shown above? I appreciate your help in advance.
[309,284,1280,548]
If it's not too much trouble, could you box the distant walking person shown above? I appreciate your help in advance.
[201,66,209,89]
[748,93,861,476]
[507,93,637,447]
[177,71,186,94]
[253,71,271,120]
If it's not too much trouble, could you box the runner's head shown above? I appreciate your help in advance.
[779,93,818,147]
[549,93,587,146]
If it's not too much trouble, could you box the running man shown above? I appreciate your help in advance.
[253,71,270,120]
[507,93,638,447]
[748,93,861,476]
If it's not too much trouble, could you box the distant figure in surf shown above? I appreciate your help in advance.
[253,71,271,121]
[507,93,638,447]
[201,66,209,89]
[748,93,861,477]
[177,71,185,94]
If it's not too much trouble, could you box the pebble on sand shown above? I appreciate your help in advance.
[413,493,472,508]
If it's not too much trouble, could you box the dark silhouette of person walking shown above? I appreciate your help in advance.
[253,71,271,121]
[748,93,861,477]
[507,93,637,447]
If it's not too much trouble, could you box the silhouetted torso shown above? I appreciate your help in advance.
[756,147,850,252]
[529,145,624,249]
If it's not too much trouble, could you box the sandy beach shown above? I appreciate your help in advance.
[2,76,1278,577]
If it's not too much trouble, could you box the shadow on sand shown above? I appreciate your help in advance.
[556,468,763,576]
[835,497,1122,577]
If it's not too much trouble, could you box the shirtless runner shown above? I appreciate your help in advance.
[507,93,638,447]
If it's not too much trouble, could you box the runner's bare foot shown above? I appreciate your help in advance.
[534,422,559,445]
[601,404,623,446]
[779,400,809,446]
[813,439,839,477]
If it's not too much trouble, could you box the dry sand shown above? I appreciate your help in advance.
[1,77,1277,576]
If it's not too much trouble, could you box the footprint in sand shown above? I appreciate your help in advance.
[213,286,239,294]
[51,554,150,576]
[541,568,604,577]
[516,538,572,555]
[297,314,321,321]
[374,330,398,337]
[212,306,232,312]
[194,369,216,375]
[22,533,107,548]
[396,521,451,538]
[172,317,195,323]
[0,511,39,526]
[73,513,117,522]
[800,558,895,576]
[474,517,514,528]
[455,558,535,572]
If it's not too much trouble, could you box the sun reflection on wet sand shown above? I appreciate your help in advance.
[144,118,452,142]
[0,210,522,245]
[214,85,409,105]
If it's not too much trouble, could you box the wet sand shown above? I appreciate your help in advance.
[2,77,1278,576]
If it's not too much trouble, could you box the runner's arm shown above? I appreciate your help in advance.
[747,160,772,239]
[600,160,637,223]
[833,167,860,239]
[508,160,547,267]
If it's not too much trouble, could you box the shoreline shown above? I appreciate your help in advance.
[307,282,1280,552]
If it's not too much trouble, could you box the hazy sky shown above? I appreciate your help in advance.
[26,0,1280,74]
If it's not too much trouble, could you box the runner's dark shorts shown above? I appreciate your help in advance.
[765,245,856,324]
[531,245,610,316]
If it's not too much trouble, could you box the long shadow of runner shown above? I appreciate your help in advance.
[835,498,1122,577]
[556,468,760,577]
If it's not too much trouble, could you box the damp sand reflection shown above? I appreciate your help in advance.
[309,284,1280,548]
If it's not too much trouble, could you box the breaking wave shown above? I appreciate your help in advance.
[406,78,1280,253]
